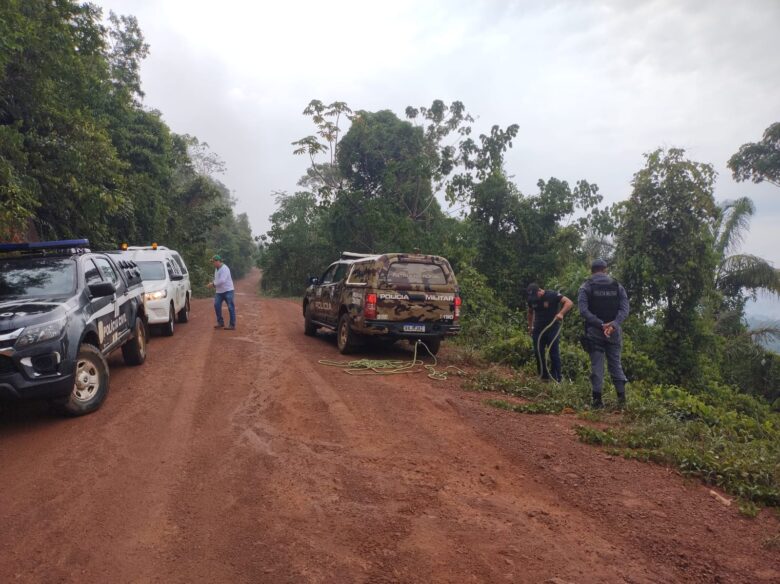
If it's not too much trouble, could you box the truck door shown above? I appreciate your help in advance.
[82,259,113,352]
[93,257,132,348]
[315,264,337,324]
[166,259,183,312]
[327,263,350,324]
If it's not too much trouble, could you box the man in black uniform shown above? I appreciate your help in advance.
[577,258,630,408]
[527,283,573,382]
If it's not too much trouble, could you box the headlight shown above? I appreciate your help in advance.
[145,290,167,302]
[15,317,67,348]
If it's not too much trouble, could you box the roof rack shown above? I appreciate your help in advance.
[0,239,90,254]
[340,251,374,260]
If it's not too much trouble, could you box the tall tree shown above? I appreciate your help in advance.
[710,197,780,334]
[617,148,719,382]
[292,100,352,201]
[728,122,780,188]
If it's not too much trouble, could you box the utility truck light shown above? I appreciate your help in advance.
[120,242,128,251]
[151,242,158,250]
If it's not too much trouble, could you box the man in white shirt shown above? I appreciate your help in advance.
[206,254,236,330]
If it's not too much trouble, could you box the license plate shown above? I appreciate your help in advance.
[403,324,426,333]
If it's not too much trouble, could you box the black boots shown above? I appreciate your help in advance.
[592,392,626,409]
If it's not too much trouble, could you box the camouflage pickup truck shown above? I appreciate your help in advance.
[303,252,461,354]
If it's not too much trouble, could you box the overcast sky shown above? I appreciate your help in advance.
[95,0,779,314]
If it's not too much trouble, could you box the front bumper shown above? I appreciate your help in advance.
[0,370,75,400]
[145,298,172,324]
[0,340,75,401]
[360,319,461,338]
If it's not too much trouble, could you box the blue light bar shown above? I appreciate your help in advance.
[0,239,90,252]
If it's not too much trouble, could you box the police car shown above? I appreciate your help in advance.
[114,244,192,336]
[0,240,148,416]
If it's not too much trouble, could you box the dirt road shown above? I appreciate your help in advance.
[1,270,778,583]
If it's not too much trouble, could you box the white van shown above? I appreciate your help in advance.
[120,246,192,336]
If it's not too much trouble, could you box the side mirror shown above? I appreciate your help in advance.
[171,274,184,281]
[308,276,319,286]
[89,281,116,298]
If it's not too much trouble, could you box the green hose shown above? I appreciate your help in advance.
[535,318,563,382]
[319,340,467,381]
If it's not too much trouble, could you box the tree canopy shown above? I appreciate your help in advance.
[0,0,256,284]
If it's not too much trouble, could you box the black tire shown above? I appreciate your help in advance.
[60,344,109,416]
[122,317,147,366]
[304,303,317,336]
[161,304,175,336]
[421,336,441,355]
[177,294,190,323]
[337,312,359,354]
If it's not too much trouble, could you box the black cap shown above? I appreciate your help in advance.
[526,283,540,302]
[591,258,608,270]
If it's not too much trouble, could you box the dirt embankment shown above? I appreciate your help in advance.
[1,269,778,583]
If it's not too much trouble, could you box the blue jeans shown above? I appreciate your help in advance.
[533,322,561,381]
[214,290,236,327]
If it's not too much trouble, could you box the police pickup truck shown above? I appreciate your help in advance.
[304,252,461,354]
[0,240,148,416]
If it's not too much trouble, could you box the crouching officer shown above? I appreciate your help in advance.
[577,259,629,408]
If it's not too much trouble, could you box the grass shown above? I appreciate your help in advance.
[467,369,780,509]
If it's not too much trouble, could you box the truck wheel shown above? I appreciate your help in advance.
[337,312,359,354]
[60,344,109,416]
[161,304,175,336]
[177,295,190,323]
[304,303,317,336]
[122,317,147,366]
[421,336,441,356]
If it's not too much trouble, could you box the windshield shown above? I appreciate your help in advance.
[136,261,166,281]
[0,258,77,297]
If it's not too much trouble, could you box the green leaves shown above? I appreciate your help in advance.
[0,2,254,285]
[728,122,780,188]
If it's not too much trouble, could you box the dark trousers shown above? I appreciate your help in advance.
[587,331,627,396]
[214,290,236,327]
[533,322,561,381]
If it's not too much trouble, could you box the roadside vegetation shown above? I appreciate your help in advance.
[0,1,257,288]
[467,367,780,511]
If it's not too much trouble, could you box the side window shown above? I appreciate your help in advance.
[172,253,188,275]
[84,260,103,286]
[166,260,178,279]
[94,258,119,285]
[321,265,337,284]
[347,262,370,284]
[332,263,349,283]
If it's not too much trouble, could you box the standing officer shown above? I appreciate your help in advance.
[577,258,629,408]
[206,254,236,330]
[527,283,573,382]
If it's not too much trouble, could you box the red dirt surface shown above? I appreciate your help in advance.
[1,270,778,583]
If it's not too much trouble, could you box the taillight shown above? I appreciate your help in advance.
[454,296,461,320]
[365,293,377,319]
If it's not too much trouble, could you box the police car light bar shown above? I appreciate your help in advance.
[0,239,90,252]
